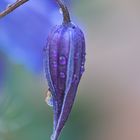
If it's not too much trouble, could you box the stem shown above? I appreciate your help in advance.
[0,0,28,19]
[56,0,71,24]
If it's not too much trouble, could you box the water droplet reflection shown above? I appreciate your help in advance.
[59,56,66,65]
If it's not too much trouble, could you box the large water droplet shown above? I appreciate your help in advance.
[45,90,53,107]
[59,72,65,78]
[59,56,66,65]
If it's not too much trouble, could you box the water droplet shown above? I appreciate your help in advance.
[52,61,57,68]
[59,72,65,78]
[45,90,53,107]
[59,8,63,14]
[81,61,85,65]
[59,56,66,65]
[81,66,85,74]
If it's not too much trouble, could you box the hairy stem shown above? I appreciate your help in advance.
[56,0,71,24]
[0,0,28,19]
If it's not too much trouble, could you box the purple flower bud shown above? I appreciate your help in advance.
[44,1,86,140]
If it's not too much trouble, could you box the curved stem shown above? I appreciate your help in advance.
[56,0,71,24]
[0,0,28,19]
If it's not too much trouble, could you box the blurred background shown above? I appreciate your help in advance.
[0,0,140,140]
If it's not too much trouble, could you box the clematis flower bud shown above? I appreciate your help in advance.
[44,0,86,140]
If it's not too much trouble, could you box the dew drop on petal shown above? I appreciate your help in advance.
[59,56,66,65]
[82,61,85,65]
[52,61,57,68]
[81,66,85,74]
